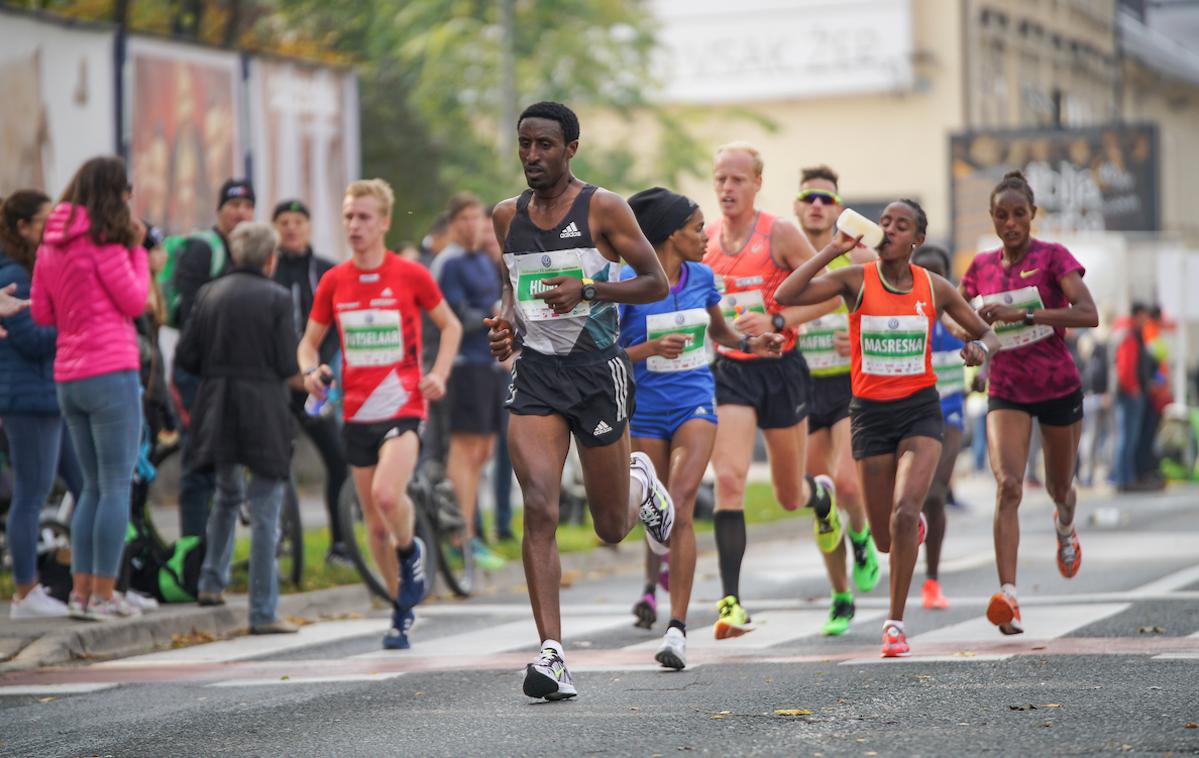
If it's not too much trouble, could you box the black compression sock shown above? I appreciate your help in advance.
[397,542,416,561]
[668,618,686,636]
[714,511,747,600]
[806,474,831,519]
[643,583,657,596]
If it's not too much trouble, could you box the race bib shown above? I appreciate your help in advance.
[860,315,929,376]
[719,289,766,323]
[971,286,1053,351]
[340,308,402,367]
[799,313,851,372]
[514,250,591,322]
[646,308,710,373]
[932,350,966,395]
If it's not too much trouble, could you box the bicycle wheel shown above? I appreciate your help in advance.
[337,478,442,602]
[426,479,472,598]
[276,483,304,588]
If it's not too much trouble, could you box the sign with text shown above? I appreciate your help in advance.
[650,0,914,104]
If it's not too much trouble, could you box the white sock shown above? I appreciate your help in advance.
[1055,505,1075,535]
[884,618,903,631]
[542,639,564,657]
[628,463,650,508]
[1001,583,1018,600]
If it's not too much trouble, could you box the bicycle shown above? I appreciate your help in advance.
[336,472,472,602]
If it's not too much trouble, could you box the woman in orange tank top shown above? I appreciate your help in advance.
[776,200,1000,658]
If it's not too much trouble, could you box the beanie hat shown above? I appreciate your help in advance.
[218,179,255,209]
[272,198,310,221]
[627,187,697,246]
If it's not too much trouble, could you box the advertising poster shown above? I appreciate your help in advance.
[126,37,243,234]
[249,59,360,259]
[950,125,1160,269]
[0,12,116,197]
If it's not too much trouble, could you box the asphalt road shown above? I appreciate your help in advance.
[2,485,1197,757]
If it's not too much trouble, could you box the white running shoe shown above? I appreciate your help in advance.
[631,452,675,556]
[523,647,577,701]
[122,590,159,612]
[85,593,142,621]
[655,627,687,670]
[9,585,70,619]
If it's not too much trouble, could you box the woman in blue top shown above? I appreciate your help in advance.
[620,187,780,670]
[912,246,966,611]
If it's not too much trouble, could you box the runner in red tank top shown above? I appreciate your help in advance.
[701,142,844,640]
[777,199,999,658]
[961,171,1099,638]
[299,179,463,652]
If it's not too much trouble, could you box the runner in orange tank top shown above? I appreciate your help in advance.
[700,142,845,640]
[776,199,1000,658]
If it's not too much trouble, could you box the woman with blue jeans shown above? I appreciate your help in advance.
[0,189,83,618]
[31,157,149,621]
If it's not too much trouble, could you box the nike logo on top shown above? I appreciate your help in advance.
[560,222,582,239]
[593,420,613,436]
[1019,268,1040,279]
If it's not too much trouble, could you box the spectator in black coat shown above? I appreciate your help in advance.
[175,222,299,634]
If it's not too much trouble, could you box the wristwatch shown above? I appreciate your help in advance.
[771,313,786,331]
[1024,309,1036,326]
[580,277,598,303]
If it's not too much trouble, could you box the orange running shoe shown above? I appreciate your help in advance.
[986,592,1024,635]
[880,623,911,658]
[1054,513,1082,578]
[922,579,949,610]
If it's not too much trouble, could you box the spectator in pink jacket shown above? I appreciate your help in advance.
[31,156,149,621]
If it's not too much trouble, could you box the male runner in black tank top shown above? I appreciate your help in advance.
[486,102,675,701]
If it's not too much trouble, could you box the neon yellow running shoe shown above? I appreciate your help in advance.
[850,529,880,593]
[812,475,842,554]
[821,593,855,636]
[714,595,754,639]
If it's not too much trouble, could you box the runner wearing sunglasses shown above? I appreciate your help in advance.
[792,166,881,636]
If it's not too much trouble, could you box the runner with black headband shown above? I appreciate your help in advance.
[620,187,782,669]
[776,199,1000,657]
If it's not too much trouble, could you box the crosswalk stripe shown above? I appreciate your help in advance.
[0,683,117,696]
[1133,564,1199,595]
[208,673,404,688]
[623,609,886,653]
[349,614,632,660]
[96,619,389,667]
[1153,629,1199,661]
[911,602,1130,644]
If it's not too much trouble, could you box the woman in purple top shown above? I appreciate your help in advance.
[960,171,1098,637]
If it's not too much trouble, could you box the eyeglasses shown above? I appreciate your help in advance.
[796,189,842,206]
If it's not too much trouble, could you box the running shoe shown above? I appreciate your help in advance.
[631,452,675,556]
[383,606,415,650]
[655,627,687,670]
[850,529,880,593]
[714,595,754,639]
[922,579,949,610]
[85,594,141,621]
[326,541,356,568]
[632,592,657,629]
[986,591,1024,635]
[880,622,911,658]
[396,536,429,609]
[523,647,577,700]
[67,591,89,621]
[9,585,69,619]
[812,475,842,554]
[821,593,855,636]
[471,537,507,572]
[658,554,670,592]
[1054,513,1082,578]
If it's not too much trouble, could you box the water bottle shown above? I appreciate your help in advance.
[304,369,335,417]
[836,208,884,249]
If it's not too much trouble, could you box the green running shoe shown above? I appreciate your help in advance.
[812,475,842,554]
[850,529,880,593]
[471,537,506,572]
[714,595,754,639]
[821,593,855,636]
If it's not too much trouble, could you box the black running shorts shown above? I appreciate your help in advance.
[713,349,811,430]
[342,417,424,468]
[850,386,943,460]
[505,344,634,448]
[987,388,1084,427]
[808,373,853,434]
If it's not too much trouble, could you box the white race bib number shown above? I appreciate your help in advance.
[932,350,966,395]
[971,286,1053,351]
[646,309,710,373]
[860,315,929,376]
[340,308,402,367]
[514,250,591,322]
[799,313,850,371]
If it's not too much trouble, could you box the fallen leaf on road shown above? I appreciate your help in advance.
[1042,721,1053,728]
[1032,645,1047,651]
[1185,723,1198,729]
[1138,626,1166,634]
[866,752,879,756]
[629,707,639,712]
[414,691,424,697]
[35,697,57,703]
[1009,704,1038,711]
[285,615,312,627]
[774,709,814,716]
[953,651,977,658]
[710,715,725,721]
[914,675,932,682]
[170,630,216,649]
[280,675,290,681]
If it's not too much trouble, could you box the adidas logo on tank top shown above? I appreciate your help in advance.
[559,222,582,239]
